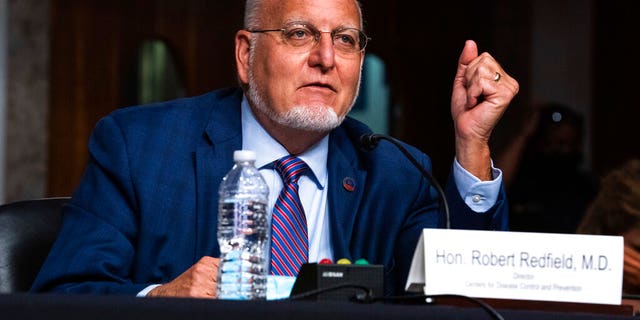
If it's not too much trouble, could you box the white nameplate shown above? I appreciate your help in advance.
[405,229,623,305]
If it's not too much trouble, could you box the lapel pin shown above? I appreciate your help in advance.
[342,177,355,192]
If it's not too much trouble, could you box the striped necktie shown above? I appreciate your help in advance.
[270,155,309,277]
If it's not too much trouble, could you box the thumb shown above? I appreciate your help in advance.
[452,40,479,112]
[458,40,478,70]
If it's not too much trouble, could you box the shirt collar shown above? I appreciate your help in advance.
[241,95,327,188]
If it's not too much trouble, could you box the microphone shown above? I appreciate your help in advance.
[359,133,451,229]
[359,134,380,151]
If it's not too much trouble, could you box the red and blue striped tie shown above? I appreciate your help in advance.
[271,155,309,277]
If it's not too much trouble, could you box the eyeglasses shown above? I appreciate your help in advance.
[247,23,370,54]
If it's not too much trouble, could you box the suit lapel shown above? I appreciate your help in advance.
[327,130,367,261]
[194,89,243,258]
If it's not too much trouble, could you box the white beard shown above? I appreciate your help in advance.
[247,90,343,132]
[245,41,361,132]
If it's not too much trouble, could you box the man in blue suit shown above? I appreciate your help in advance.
[31,0,519,297]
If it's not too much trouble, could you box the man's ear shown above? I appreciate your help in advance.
[235,30,252,85]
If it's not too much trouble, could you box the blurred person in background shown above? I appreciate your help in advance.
[575,159,640,312]
[497,102,598,233]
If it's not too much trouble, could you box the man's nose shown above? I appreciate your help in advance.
[307,33,336,71]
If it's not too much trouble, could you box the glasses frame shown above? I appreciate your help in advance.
[246,22,370,54]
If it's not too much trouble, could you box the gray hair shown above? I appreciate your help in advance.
[243,0,364,30]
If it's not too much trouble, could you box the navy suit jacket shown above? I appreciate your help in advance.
[31,87,508,295]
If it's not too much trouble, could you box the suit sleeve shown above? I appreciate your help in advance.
[30,115,150,294]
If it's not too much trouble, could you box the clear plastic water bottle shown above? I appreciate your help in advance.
[216,150,270,300]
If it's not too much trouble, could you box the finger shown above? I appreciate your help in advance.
[458,40,478,70]
[199,257,222,298]
[452,40,479,112]
[199,255,219,265]
[454,40,479,89]
[464,69,500,108]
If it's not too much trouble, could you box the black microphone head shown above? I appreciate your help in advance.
[359,134,380,152]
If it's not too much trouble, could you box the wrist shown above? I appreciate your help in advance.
[455,138,492,181]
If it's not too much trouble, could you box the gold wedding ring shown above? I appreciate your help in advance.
[493,72,501,82]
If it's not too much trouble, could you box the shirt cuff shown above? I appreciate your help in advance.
[137,284,162,297]
[267,275,296,300]
[452,158,502,213]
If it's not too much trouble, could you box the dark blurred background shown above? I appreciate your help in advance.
[1,0,637,221]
